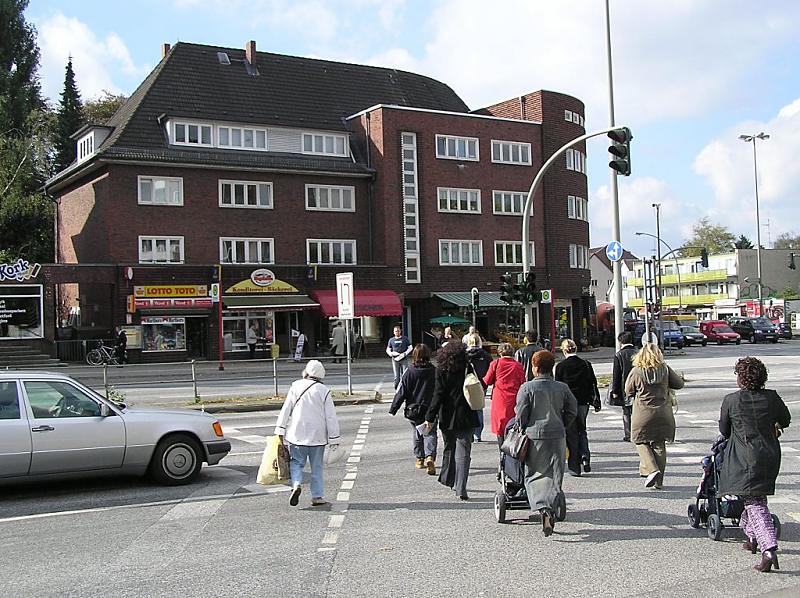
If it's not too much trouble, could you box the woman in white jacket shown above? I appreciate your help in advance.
[274,360,340,507]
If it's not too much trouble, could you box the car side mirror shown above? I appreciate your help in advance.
[100,403,111,417]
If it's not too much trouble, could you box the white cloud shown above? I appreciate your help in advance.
[693,98,800,241]
[37,14,150,103]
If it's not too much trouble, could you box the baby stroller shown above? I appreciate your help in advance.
[494,418,566,524]
[687,436,782,543]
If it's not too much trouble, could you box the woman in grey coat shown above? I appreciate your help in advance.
[515,350,578,536]
[718,357,791,573]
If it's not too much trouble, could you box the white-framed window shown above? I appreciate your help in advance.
[435,134,479,161]
[307,239,356,265]
[138,176,184,206]
[138,236,184,264]
[566,148,586,174]
[306,184,355,212]
[439,240,483,266]
[437,187,481,214]
[302,132,349,157]
[491,140,532,165]
[219,180,272,209]
[220,237,274,264]
[564,110,584,126]
[494,241,536,266]
[77,133,94,161]
[569,244,589,269]
[217,125,268,150]
[492,190,527,216]
[567,195,588,221]
[173,121,213,147]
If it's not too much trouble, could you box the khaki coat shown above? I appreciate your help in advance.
[625,365,684,443]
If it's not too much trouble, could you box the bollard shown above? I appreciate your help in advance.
[273,356,279,397]
[191,359,199,403]
[103,363,109,399]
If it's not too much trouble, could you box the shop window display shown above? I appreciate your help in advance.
[142,317,186,352]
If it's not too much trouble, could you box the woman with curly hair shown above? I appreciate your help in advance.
[424,342,479,500]
[718,357,791,572]
[625,342,684,489]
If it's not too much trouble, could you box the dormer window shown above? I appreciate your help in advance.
[173,121,213,146]
[302,132,348,157]
[77,133,94,162]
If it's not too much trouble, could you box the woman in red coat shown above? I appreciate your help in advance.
[483,342,526,443]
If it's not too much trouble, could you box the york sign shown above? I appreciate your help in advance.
[0,259,41,282]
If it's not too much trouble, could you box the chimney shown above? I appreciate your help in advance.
[161,43,171,59]
[245,40,256,68]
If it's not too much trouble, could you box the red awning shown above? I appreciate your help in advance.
[310,289,403,317]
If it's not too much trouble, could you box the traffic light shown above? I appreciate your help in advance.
[788,253,797,270]
[700,248,709,268]
[524,271,539,303]
[500,273,513,304]
[470,287,479,310]
[512,279,526,304]
[608,127,632,176]
[211,264,221,281]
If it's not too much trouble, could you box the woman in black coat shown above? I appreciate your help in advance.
[718,357,791,572]
[389,344,438,475]
[466,333,491,442]
[424,342,479,500]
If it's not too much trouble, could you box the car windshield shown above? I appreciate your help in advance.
[682,326,700,333]
[714,326,734,333]
[752,318,772,327]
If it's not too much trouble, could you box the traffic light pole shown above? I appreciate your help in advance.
[521,125,630,331]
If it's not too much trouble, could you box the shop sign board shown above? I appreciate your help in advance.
[540,289,552,304]
[210,283,220,302]
[0,259,41,282]
[134,285,207,298]
[135,298,212,309]
[0,284,43,339]
[226,274,298,294]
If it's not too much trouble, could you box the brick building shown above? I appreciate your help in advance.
[41,40,592,362]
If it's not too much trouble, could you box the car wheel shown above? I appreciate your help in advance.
[771,337,778,344]
[749,334,756,344]
[717,339,723,345]
[150,433,203,486]
[735,339,741,345]
[701,341,707,346]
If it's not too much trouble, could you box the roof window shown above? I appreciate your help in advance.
[217,52,230,65]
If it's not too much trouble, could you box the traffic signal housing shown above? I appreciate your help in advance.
[608,127,632,176]
[788,253,797,270]
[470,287,480,310]
[500,273,513,304]
[524,271,539,303]
[700,248,709,268]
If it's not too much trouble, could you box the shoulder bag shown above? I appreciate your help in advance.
[463,363,485,410]
[501,423,529,462]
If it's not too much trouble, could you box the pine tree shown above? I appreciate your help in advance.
[54,57,85,171]
[0,0,44,134]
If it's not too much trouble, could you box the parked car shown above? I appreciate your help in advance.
[699,320,741,345]
[0,372,230,486]
[680,325,707,347]
[633,320,684,349]
[728,317,779,344]
[776,322,793,340]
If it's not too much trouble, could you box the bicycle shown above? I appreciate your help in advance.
[86,341,123,366]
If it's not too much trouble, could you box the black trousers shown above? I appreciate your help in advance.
[439,429,472,498]
[566,404,591,473]
[622,405,632,441]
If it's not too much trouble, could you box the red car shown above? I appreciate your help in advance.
[699,320,741,345]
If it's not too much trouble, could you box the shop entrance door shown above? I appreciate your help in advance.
[186,317,208,359]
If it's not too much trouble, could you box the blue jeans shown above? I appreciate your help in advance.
[474,410,484,441]
[411,421,438,459]
[288,444,326,498]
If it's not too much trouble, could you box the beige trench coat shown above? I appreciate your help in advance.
[625,365,684,443]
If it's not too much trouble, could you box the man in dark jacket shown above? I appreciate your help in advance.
[555,338,600,476]
[610,331,637,442]
[515,330,543,381]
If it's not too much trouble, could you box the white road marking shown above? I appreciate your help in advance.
[321,531,338,544]
[340,480,354,490]
[337,491,350,502]
[344,472,357,480]
[328,515,345,528]
[781,446,799,453]
[788,512,800,522]
[347,456,361,463]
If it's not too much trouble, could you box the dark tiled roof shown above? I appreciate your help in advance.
[47,42,468,190]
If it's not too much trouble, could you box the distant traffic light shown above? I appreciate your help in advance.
[470,287,480,310]
[788,253,797,270]
[608,127,632,176]
[212,264,221,281]
[700,248,709,268]
[500,273,513,304]
[524,271,539,303]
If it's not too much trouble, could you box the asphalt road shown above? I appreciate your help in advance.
[1,343,799,597]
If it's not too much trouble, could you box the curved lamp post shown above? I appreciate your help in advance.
[739,132,769,316]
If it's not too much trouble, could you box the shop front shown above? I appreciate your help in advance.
[222,268,319,357]
[133,284,213,362]
[0,283,43,340]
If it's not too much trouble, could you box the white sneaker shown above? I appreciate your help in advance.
[645,471,662,488]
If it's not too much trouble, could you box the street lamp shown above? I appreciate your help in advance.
[739,131,769,316]
[635,232,682,310]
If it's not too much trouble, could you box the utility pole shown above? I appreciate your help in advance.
[653,203,663,348]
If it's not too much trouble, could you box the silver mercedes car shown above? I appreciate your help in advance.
[0,371,230,486]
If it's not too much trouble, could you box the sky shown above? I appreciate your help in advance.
[27,0,800,258]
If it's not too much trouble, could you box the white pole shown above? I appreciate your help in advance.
[345,319,353,395]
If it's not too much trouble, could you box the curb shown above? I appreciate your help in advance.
[146,396,383,414]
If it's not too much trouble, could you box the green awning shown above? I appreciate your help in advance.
[223,295,319,311]
[433,291,510,308]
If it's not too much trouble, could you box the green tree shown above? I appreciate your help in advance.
[774,232,800,250]
[53,57,84,172]
[734,234,753,249]
[0,0,43,133]
[84,90,127,124]
[680,217,736,257]
[0,190,53,263]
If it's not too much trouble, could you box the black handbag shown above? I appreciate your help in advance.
[403,402,427,424]
[501,424,530,462]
